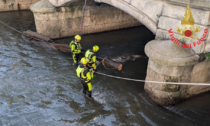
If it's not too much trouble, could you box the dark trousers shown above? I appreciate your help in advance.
[72,53,80,64]
[81,80,92,98]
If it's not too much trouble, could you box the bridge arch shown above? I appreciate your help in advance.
[48,0,164,34]
[94,0,162,34]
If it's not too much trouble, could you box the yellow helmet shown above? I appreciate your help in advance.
[80,57,89,65]
[75,35,81,41]
[93,45,99,52]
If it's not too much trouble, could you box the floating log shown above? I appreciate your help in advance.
[53,44,71,52]
[23,30,53,42]
[22,35,123,71]
[98,57,123,71]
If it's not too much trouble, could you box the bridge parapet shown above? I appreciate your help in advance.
[48,0,77,7]
[162,0,210,10]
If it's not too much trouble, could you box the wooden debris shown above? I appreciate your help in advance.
[23,30,53,42]
[22,35,123,71]
[100,57,123,71]
[8,97,13,106]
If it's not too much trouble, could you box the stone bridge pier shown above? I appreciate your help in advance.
[30,0,210,105]
[0,0,40,11]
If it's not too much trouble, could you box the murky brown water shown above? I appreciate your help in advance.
[0,11,210,126]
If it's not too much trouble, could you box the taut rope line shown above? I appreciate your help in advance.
[0,20,52,42]
[80,0,87,36]
[1,16,210,86]
[95,71,210,86]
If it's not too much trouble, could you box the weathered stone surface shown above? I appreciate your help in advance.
[205,43,210,52]
[145,40,210,105]
[162,0,210,10]
[155,29,206,53]
[145,40,199,66]
[144,67,191,105]
[44,0,210,37]
[0,0,40,12]
[191,59,210,82]
[49,0,78,7]
[148,59,194,76]
[188,59,210,95]
[31,0,141,39]
[96,0,159,34]
[162,3,210,26]
[30,0,55,13]
[158,16,208,40]
[157,16,210,54]
[163,82,180,92]
[130,0,163,24]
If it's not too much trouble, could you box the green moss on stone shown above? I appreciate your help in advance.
[163,77,180,92]
[205,53,210,61]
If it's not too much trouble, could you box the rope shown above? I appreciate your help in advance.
[0,20,53,42]
[1,17,210,86]
[96,59,210,85]
[95,72,210,86]
[80,0,87,36]
[0,20,26,35]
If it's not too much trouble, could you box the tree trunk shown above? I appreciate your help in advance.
[23,30,53,42]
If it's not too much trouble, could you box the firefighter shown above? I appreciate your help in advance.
[76,57,94,100]
[85,45,100,70]
[69,35,82,66]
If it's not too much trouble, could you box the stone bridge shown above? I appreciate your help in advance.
[48,0,160,34]
[30,0,210,105]
[33,0,210,53]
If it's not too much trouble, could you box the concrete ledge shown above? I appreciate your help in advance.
[30,0,55,13]
[145,40,200,66]
[49,0,78,7]
[148,59,194,76]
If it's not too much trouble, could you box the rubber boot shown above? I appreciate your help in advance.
[83,94,87,98]
[73,63,78,68]
[88,97,94,101]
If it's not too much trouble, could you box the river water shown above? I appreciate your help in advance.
[0,11,210,126]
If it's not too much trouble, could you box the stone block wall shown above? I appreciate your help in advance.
[162,0,210,10]
[155,3,210,54]
[189,59,210,95]
[31,0,141,39]
[145,59,210,106]
[144,39,210,105]
[0,0,40,12]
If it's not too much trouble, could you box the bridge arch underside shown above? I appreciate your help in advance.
[94,0,157,34]
[59,0,158,34]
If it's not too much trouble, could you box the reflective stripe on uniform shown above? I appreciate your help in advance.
[76,65,91,82]
[87,82,92,91]
[70,41,82,54]
[85,49,94,63]
[76,65,85,78]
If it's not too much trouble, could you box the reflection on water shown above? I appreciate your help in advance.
[0,11,210,126]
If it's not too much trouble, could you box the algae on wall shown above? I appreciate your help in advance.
[0,0,40,12]
[31,0,141,39]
